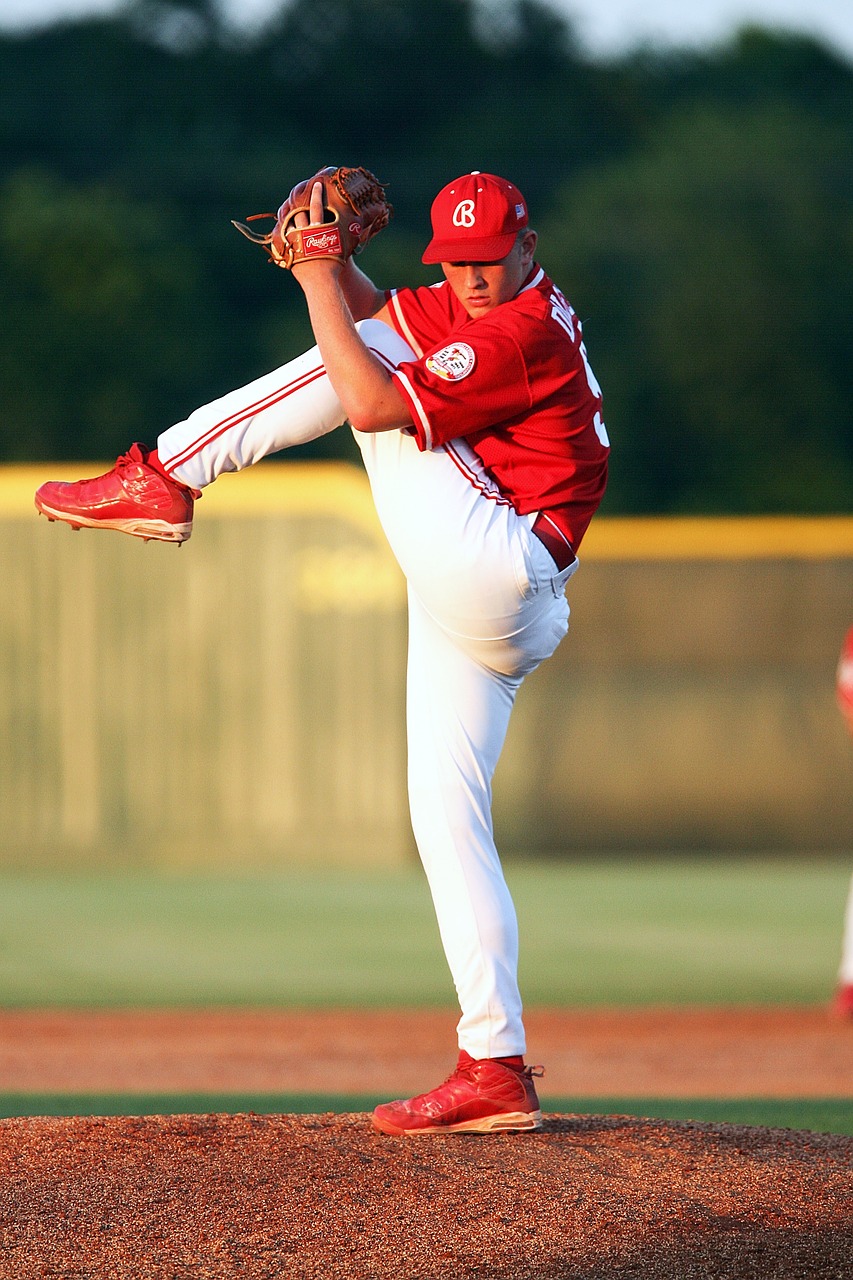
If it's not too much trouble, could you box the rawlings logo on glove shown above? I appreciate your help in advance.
[302,227,343,257]
[232,165,392,269]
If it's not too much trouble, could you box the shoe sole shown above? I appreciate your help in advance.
[372,1109,543,1137]
[35,499,192,544]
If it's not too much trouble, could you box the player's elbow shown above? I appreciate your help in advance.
[348,388,413,435]
[348,414,382,434]
[348,403,405,434]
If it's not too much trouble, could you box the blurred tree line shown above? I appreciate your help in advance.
[1,0,851,512]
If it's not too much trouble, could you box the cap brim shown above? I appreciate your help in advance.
[421,231,519,265]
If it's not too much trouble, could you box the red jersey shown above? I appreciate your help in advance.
[384,265,609,553]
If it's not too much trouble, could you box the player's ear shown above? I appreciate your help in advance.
[520,229,537,265]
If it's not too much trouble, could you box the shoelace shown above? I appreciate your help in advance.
[116,446,201,499]
[452,1059,545,1084]
[116,444,147,472]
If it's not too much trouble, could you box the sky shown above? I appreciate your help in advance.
[0,0,852,64]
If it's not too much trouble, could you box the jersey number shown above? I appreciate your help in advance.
[550,289,609,446]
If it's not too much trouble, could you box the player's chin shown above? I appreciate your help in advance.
[464,298,495,317]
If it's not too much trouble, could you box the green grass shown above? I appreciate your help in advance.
[1,859,849,1137]
[0,1095,849,1137]
[0,856,848,1006]
[514,856,852,1005]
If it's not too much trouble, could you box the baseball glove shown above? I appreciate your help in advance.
[231,165,392,269]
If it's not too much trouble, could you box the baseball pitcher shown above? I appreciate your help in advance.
[35,168,610,1132]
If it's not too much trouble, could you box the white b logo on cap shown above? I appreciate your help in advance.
[452,200,476,228]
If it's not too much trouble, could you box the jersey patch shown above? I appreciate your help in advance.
[425,342,476,382]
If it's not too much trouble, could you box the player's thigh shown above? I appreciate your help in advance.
[356,431,527,621]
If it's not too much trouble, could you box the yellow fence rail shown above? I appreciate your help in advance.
[8,462,853,558]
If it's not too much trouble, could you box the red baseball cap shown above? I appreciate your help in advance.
[422,172,529,264]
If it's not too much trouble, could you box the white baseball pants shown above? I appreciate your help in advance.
[157,320,576,1059]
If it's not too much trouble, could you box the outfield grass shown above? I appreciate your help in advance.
[0,856,847,1007]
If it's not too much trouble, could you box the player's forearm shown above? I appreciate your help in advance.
[297,266,410,432]
[337,258,387,321]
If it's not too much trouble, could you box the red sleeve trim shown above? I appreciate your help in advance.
[385,290,425,359]
[391,369,433,450]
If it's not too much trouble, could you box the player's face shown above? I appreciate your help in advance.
[442,231,538,318]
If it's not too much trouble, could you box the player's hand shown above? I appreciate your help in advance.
[291,182,342,278]
[292,181,325,230]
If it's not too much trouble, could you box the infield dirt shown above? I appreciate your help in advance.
[0,1005,850,1096]
[0,1007,851,1278]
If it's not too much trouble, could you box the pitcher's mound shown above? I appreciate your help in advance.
[1,1111,850,1278]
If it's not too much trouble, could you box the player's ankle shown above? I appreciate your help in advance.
[460,1050,526,1073]
[494,1054,526,1072]
[145,447,198,495]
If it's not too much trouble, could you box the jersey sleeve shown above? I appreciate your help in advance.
[390,323,533,451]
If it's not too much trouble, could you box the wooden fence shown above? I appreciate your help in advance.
[2,463,852,865]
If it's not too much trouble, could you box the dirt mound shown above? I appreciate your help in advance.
[1,1112,850,1279]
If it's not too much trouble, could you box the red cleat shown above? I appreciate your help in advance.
[34,443,198,544]
[372,1051,544,1136]
[831,982,853,1018]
